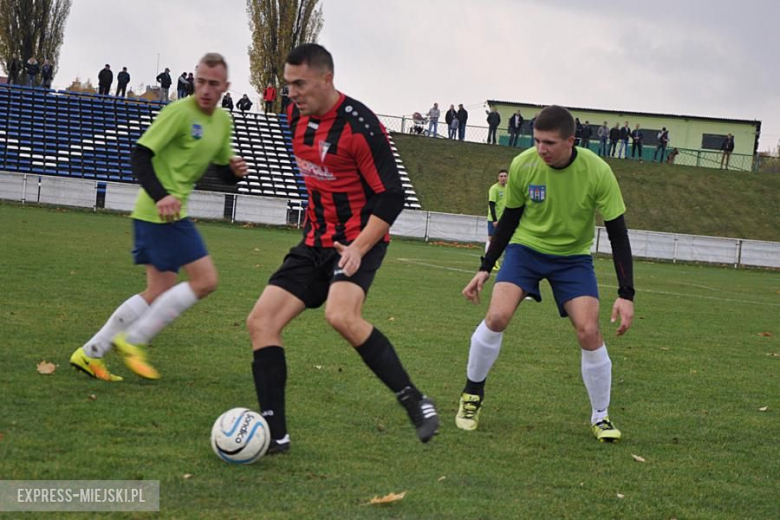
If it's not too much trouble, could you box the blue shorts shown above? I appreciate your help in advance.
[495,244,599,317]
[132,218,208,273]
[487,221,496,237]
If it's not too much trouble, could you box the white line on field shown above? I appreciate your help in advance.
[395,258,780,307]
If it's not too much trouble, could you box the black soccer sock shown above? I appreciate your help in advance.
[251,346,288,440]
[356,327,414,394]
[464,378,486,399]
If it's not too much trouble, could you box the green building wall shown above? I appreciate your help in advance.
[489,101,760,156]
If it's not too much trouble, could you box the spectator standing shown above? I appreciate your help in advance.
[40,60,53,89]
[263,82,277,114]
[426,103,441,137]
[720,134,735,169]
[449,112,460,139]
[597,121,609,157]
[97,64,113,95]
[280,85,290,113]
[25,57,40,87]
[631,124,644,161]
[237,94,253,113]
[186,73,195,97]
[222,92,234,112]
[486,107,501,145]
[156,68,172,102]
[8,55,21,84]
[177,72,188,99]
[654,127,669,162]
[445,104,457,139]
[609,123,620,157]
[116,67,130,97]
[508,110,524,147]
[456,104,468,141]
[618,121,630,158]
[574,118,582,146]
[580,121,593,150]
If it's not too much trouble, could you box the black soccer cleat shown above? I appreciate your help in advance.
[397,386,439,443]
[266,434,291,455]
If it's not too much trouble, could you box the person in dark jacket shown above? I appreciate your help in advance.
[508,110,524,147]
[25,57,40,87]
[40,60,53,89]
[98,64,113,95]
[445,104,457,139]
[236,94,253,113]
[631,124,644,161]
[609,123,620,157]
[156,68,172,102]
[580,121,593,150]
[186,72,195,97]
[177,72,188,99]
[720,134,735,170]
[116,67,130,97]
[279,85,290,113]
[456,104,468,141]
[486,107,501,145]
[7,55,21,84]
[618,121,630,158]
[222,92,234,112]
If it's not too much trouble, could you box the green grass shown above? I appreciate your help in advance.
[1,202,778,519]
[394,134,780,242]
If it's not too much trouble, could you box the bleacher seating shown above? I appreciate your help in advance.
[0,84,422,210]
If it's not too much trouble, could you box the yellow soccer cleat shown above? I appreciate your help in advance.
[591,416,622,443]
[70,348,123,382]
[112,333,160,380]
[455,393,482,431]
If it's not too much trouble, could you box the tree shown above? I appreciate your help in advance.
[0,0,72,83]
[246,0,323,102]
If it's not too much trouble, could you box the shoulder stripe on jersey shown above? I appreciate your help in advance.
[303,118,319,146]
[324,115,348,157]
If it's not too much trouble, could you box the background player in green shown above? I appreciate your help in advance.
[485,169,507,255]
[70,52,248,382]
[456,105,635,442]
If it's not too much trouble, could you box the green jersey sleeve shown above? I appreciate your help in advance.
[596,166,626,221]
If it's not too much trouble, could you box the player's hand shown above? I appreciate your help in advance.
[156,195,181,222]
[334,241,362,277]
[611,298,634,336]
[229,156,248,178]
[462,271,490,304]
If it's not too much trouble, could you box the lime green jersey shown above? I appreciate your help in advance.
[487,182,507,222]
[131,96,233,223]
[505,147,626,256]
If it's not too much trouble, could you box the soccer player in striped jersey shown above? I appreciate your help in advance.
[247,44,439,454]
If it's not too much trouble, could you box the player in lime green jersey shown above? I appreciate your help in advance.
[70,53,248,382]
[485,169,507,254]
[456,105,635,442]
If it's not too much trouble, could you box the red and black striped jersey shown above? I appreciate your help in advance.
[286,92,404,247]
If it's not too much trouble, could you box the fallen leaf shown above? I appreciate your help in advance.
[766,353,780,357]
[0,432,4,441]
[759,406,768,412]
[183,474,193,479]
[631,454,646,463]
[88,394,97,401]
[388,316,395,321]
[69,270,77,275]
[616,493,625,499]
[437,476,446,482]
[758,332,773,337]
[369,491,406,505]
[36,361,56,375]
[689,370,697,375]
[660,347,669,351]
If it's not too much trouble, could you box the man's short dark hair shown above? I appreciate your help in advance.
[534,105,576,138]
[286,43,334,73]
[499,169,508,174]
[199,53,228,73]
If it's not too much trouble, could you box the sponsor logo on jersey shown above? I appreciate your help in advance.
[529,185,546,202]
[295,155,335,181]
[191,123,203,140]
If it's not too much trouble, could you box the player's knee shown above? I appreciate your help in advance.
[324,307,354,336]
[246,307,271,338]
[575,322,601,346]
[484,311,511,333]
[190,273,218,298]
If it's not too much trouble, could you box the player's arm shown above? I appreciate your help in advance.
[489,201,498,223]
[604,214,634,335]
[462,205,524,304]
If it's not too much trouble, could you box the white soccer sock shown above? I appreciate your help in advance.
[467,320,504,383]
[125,282,199,345]
[82,295,150,358]
[581,344,612,424]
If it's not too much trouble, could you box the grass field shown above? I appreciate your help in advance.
[394,134,780,243]
[1,202,778,519]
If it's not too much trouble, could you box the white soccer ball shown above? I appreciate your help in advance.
[211,408,271,464]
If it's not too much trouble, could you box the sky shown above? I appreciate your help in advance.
[51,0,780,151]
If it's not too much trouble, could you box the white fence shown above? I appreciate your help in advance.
[2,171,778,269]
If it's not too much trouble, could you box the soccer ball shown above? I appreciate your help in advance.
[211,408,271,464]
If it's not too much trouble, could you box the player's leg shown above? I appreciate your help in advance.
[247,284,307,454]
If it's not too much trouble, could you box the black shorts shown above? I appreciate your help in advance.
[268,240,388,309]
